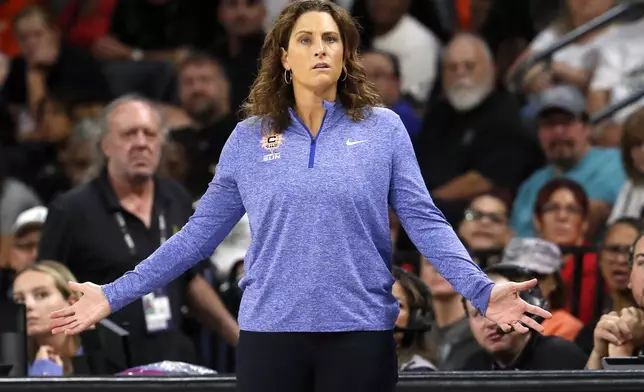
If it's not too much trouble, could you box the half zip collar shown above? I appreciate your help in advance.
[287,100,342,169]
[287,100,343,136]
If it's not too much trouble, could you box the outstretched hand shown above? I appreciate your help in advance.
[50,281,111,335]
[485,279,552,334]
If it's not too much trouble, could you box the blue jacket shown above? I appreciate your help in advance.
[103,101,493,332]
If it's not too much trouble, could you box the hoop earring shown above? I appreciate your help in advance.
[341,65,348,82]
[284,69,292,85]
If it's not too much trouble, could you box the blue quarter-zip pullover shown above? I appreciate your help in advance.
[102,101,494,332]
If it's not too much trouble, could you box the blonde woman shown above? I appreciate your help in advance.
[12,261,82,376]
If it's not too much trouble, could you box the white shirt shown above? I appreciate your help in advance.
[608,180,644,223]
[591,18,644,123]
[372,14,441,104]
[530,26,605,70]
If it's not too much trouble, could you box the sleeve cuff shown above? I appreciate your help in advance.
[472,281,494,316]
[100,283,118,313]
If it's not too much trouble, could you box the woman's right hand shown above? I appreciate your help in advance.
[620,307,644,347]
[35,345,62,366]
[593,311,632,357]
[50,281,111,335]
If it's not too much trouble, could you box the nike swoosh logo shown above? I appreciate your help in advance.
[346,139,367,146]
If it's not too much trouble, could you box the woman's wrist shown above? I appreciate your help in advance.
[586,349,605,370]
[591,347,606,359]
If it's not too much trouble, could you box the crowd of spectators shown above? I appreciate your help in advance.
[2,0,644,377]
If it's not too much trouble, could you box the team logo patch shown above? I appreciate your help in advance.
[261,133,284,162]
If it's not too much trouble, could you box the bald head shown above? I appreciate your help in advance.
[100,96,165,184]
[442,33,495,112]
[443,33,493,66]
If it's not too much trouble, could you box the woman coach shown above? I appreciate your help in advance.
[50,1,550,391]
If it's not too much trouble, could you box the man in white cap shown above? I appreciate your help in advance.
[10,206,47,272]
[486,238,583,341]
[463,241,588,370]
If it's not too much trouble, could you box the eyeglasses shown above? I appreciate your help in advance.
[541,203,583,216]
[602,244,632,256]
[464,209,506,225]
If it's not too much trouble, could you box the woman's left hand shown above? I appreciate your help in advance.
[485,279,552,333]
[35,345,63,366]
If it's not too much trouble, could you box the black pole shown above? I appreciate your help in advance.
[0,302,27,377]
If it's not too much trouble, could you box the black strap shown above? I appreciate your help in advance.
[114,211,167,257]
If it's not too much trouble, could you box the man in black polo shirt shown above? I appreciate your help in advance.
[413,33,543,227]
[37,95,238,367]
[461,270,587,370]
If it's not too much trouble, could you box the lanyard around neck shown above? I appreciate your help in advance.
[114,211,167,257]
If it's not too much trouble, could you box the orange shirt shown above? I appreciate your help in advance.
[456,0,471,30]
[561,251,600,324]
[542,309,584,341]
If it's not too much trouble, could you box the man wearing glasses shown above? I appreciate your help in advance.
[458,192,513,268]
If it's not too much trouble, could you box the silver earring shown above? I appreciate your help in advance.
[341,66,348,82]
[284,69,292,85]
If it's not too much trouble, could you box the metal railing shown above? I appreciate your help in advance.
[509,1,642,94]
[509,0,644,124]
[4,371,644,392]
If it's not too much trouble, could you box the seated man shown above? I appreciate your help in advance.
[0,205,46,302]
[166,52,237,200]
[414,32,541,226]
[510,85,626,239]
[361,50,421,139]
[1,5,110,134]
[10,206,47,273]
[420,257,483,370]
[366,0,441,104]
[458,192,514,268]
[462,268,588,370]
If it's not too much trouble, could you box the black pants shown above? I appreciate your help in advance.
[236,330,398,392]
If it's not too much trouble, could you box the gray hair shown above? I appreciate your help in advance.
[441,32,494,65]
[98,94,167,140]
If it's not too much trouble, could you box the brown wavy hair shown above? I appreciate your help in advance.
[242,0,382,134]
[621,106,644,185]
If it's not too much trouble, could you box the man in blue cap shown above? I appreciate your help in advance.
[510,84,626,239]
